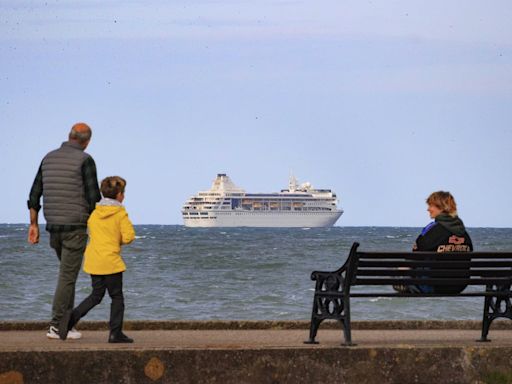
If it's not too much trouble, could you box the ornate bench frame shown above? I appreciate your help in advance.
[305,242,512,346]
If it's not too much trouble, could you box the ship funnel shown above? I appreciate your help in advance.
[211,174,245,193]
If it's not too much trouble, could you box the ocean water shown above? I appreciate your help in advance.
[0,224,511,322]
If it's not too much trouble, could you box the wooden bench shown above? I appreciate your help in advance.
[305,242,512,346]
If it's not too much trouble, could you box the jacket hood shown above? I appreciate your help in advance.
[93,198,125,219]
[435,213,466,236]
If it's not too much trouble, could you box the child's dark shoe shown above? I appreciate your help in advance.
[108,332,134,343]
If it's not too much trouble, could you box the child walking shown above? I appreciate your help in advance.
[59,176,136,343]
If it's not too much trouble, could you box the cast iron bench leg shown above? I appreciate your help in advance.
[304,316,321,344]
[478,295,492,342]
[342,294,355,346]
[304,297,321,344]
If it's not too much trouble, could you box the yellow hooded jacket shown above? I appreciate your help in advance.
[83,200,135,275]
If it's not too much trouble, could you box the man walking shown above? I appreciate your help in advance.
[28,123,101,339]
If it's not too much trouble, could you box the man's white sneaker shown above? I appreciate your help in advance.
[46,326,60,339]
[46,326,82,340]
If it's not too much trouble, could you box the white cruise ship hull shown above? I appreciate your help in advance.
[184,210,343,228]
[183,174,343,228]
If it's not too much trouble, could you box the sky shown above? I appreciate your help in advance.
[1,0,511,227]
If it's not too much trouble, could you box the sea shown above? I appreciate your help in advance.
[0,224,511,322]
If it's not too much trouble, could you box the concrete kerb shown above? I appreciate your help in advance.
[1,319,512,331]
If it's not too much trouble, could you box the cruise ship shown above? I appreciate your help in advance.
[182,174,343,228]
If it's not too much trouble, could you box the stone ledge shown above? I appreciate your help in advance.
[1,319,512,331]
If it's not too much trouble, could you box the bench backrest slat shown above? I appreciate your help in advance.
[357,252,512,259]
[357,260,512,268]
[343,243,512,289]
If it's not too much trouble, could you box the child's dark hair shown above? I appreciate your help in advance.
[100,176,127,199]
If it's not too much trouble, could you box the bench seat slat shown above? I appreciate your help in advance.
[354,277,512,285]
[314,291,512,298]
[356,269,512,277]
[350,292,512,298]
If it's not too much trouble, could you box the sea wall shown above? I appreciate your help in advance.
[2,347,512,384]
[2,321,512,384]
[2,319,512,331]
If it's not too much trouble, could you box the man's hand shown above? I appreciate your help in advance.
[28,224,39,244]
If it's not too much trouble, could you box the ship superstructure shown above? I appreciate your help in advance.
[182,174,343,228]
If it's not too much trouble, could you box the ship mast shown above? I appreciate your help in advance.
[288,173,298,192]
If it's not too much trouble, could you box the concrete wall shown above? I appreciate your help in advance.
[2,347,512,384]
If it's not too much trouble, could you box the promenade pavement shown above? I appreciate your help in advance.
[2,328,512,351]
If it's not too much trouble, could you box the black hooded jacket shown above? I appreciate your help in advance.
[414,214,473,293]
[415,214,473,253]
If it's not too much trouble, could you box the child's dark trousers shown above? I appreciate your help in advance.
[70,272,125,335]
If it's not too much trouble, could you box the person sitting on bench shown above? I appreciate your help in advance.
[394,191,473,294]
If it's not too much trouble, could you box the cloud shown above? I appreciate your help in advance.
[337,63,512,95]
[1,0,511,44]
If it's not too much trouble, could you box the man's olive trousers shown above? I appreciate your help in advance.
[49,229,87,327]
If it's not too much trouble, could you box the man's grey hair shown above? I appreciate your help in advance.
[69,126,92,144]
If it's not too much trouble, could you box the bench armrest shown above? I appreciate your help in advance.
[310,242,359,284]
[310,269,347,294]
[310,268,346,281]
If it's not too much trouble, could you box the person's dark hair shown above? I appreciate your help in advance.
[69,122,92,144]
[101,176,126,199]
